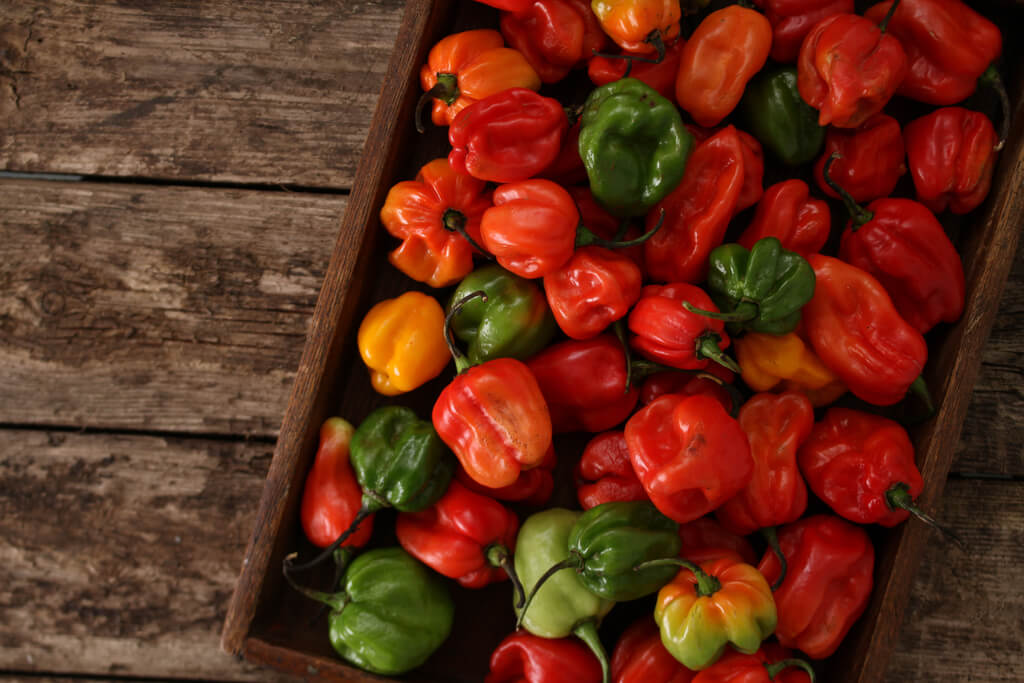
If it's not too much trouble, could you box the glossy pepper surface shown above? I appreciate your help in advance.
[379,157,492,288]
[758,515,874,659]
[625,393,753,524]
[639,367,736,416]
[802,254,928,406]
[754,0,855,63]
[675,6,772,128]
[611,616,696,683]
[357,291,451,395]
[690,643,815,683]
[588,38,685,102]
[738,180,830,257]
[448,264,557,364]
[797,10,907,128]
[733,330,846,407]
[904,106,999,215]
[579,77,692,217]
[576,431,648,510]
[500,0,608,84]
[544,246,643,340]
[300,418,375,550]
[591,0,681,55]
[419,29,541,128]
[457,444,556,506]
[655,557,777,670]
[487,631,604,683]
[740,65,824,167]
[813,113,905,204]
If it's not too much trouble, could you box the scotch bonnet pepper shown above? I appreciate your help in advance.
[500,0,608,84]
[754,0,854,63]
[740,65,824,167]
[575,431,648,510]
[813,113,906,204]
[457,445,557,506]
[544,246,643,340]
[733,330,846,408]
[691,643,815,683]
[738,180,830,257]
[591,0,681,56]
[611,616,696,683]
[487,631,604,683]
[588,39,685,103]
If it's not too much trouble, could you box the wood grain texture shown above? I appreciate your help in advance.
[0,179,344,436]
[0,0,402,187]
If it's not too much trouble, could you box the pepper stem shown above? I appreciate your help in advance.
[632,558,721,597]
[573,620,611,683]
[761,526,787,591]
[695,332,742,374]
[444,290,488,374]
[683,300,758,323]
[485,544,526,609]
[979,65,1010,151]
[822,153,873,228]
[282,502,379,574]
[516,555,583,630]
[886,483,966,550]
[613,319,634,392]
[906,375,935,422]
[282,552,351,613]
[765,659,817,682]
[877,0,901,33]
[442,208,493,258]
[576,209,665,248]
[414,73,459,134]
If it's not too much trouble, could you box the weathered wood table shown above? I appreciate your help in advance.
[1,2,1021,681]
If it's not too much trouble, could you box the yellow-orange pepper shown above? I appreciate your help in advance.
[357,291,450,396]
[591,0,681,55]
[734,330,846,407]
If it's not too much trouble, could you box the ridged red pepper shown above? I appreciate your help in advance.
[591,0,682,55]
[588,39,685,103]
[678,517,758,566]
[754,0,855,63]
[802,254,928,406]
[544,246,643,340]
[457,444,556,506]
[575,431,648,510]
[487,631,604,683]
[449,88,568,183]
[625,393,753,524]
[500,0,608,83]
[812,113,906,204]
[690,643,815,682]
[736,130,765,213]
[611,616,696,683]
[904,106,999,215]
[758,515,874,659]
[738,179,830,257]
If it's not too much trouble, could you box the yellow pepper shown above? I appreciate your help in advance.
[357,291,450,395]
[733,330,846,407]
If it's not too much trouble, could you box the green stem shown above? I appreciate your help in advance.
[576,209,665,248]
[516,554,583,630]
[444,290,487,374]
[760,526,787,591]
[683,300,758,323]
[979,65,1010,151]
[414,73,458,134]
[886,483,966,550]
[442,208,492,259]
[645,28,667,64]
[877,0,901,33]
[283,502,379,574]
[907,375,935,422]
[765,658,817,682]
[485,544,526,609]
[695,332,742,374]
[613,319,634,392]
[822,153,873,228]
[632,558,721,597]
[282,552,351,613]
[573,620,610,683]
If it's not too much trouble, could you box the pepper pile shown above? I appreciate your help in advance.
[284,0,1007,679]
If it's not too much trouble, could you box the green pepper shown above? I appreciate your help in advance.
[740,65,824,167]
[284,547,454,675]
[579,77,693,217]
[685,237,816,335]
[514,508,615,683]
[448,264,557,364]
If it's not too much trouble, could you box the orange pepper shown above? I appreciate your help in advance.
[675,6,772,127]
[591,0,681,55]
[419,29,541,129]
[733,330,846,407]
[357,291,450,395]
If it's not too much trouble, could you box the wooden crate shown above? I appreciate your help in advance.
[221,1,1024,680]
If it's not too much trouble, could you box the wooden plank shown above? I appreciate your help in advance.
[0,0,403,187]
[0,179,344,436]
[0,430,294,681]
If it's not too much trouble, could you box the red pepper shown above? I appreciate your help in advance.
[738,179,830,257]
[802,254,928,406]
[500,0,608,83]
[570,187,646,270]
[812,113,906,204]
[758,514,874,659]
[527,335,639,433]
[644,126,745,284]
[575,430,648,510]
[714,393,812,537]
[487,631,604,683]
[678,517,758,566]
[457,444,556,506]
[544,246,643,340]
[903,106,999,215]
[539,119,588,186]
[395,479,521,592]
[628,283,739,375]
[449,88,568,183]
[639,368,735,416]
[611,616,696,683]
[625,393,753,524]
[300,417,374,549]
[736,130,765,213]
[690,643,815,682]
[797,9,907,128]
[588,39,685,103]
[476,0,533,11]
[754,0,855,63]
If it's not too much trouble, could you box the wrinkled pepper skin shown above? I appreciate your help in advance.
[625,394,753,524]
[678,517,758,566]
[798,407,926,527]
[714,393,812,536]
[357,291,451,395]
[733,330,846,407]
[802,254,927,406]
[644,126,745,283]
[690,643,814,683]
[379,157,492,288]
[813,113,905,204]
[797,12,907,128]
[527,335,639,433]
[448,265,557,364]
[588,39,685,102]
[576,431,648,510]
[754,0,855,63]
[628,283,735,373]
[738,180,830,257]
[579,78,693,217]
[758,515,874,659]
[420,29,541,127]
[675,6,772,128]
[655,557,777,670]
[500,0,609,84]
[611,616,697,683]
[457,444,557,506]
[544,246,643,340]
[904,106,999,215]
[449,89,568,183]
[487,631,604,683]
[591,0,682,54]
[740,66,824,167]
[301,418,375,549]
[395,480,519,589]
[434,357,553,489]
